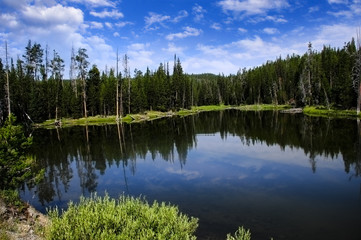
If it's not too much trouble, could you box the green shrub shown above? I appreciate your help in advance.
[47,193,198,240]
[226,226,251,240]
[0,115,43,189]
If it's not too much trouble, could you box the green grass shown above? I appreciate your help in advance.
[37,103,344,129]
[303,106,360,118]
[47,193,198,240]
[237,104,291,111]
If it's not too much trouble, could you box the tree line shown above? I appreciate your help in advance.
[0,38,360,124]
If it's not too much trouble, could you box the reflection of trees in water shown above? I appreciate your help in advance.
[29,110,361,204]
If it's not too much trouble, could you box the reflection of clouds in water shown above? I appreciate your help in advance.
[263,173,278,179]
[195,133,344,171]
[238,174,248,180]
[166,167,200,180]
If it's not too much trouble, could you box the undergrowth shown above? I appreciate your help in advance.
[47,193,198,240]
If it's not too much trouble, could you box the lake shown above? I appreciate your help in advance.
[21,110,361,240]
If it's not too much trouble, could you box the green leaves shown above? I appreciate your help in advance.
[47,193,198,240]
[226,227,251,240]
[0,115,42,189]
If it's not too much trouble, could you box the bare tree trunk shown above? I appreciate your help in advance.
[83,76,87,118]
[5,42,11,118]
[116,49,120,121]
[357,83,361,115]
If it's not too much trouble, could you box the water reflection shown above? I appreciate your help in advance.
[28,111,361,203]
[23,110,361,239]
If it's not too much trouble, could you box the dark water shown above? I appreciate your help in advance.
[21,110,361,240]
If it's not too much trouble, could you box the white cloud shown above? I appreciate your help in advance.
[248,15,288,24]
[193,4,207,21]
[113,32,120,37]
[104,22,112,28]
[127,43,154,70]
[89,21,103,29]
[309,6,320,13]
[197,44,228,57]
[327,0,361,18]
[145,12,171,29]
[0,13,20,29]
[21,4,83,27]
[183,57,239,74]
[166,27,202,40]
[311,24,357,50]
[328,0,348,4]
[172,10,188,23]
[90,9,124,19]
[218,0,289,16]
[67,0,115,8]
[211,23,222,30]
[162,43,185,55]
[238,27,247,33]
[115,21,133,28]
[263,27,279,34]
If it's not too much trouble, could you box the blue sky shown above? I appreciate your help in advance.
[0,0,360,77]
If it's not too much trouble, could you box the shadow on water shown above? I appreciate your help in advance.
[21,110,361,240]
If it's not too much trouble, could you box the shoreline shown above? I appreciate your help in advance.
[33,104,360,129]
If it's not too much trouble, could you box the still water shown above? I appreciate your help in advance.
[21,110,361,239]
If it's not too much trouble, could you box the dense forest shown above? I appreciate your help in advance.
[0,38,360,124]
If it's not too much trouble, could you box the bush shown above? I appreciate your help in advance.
[226,226,251,240]
[0,115,42,189]
[47,193,198,240]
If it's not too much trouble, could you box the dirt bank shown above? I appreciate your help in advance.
[0,198,48,240]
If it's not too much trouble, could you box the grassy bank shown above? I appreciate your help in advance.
[1,192,254,240]
[35,104,361,129]
[303,106,361,118]
[236,104,291,111]
[35,104,291,128]
[34,105,235,128]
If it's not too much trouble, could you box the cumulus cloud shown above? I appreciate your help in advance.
[218,0,289,16]
[311,24,357,49]
[0,13,20,29]
[166,27,202,40]
[90,9,124,19]
[21,4,83,27]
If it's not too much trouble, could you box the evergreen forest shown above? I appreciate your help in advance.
[1,38,361,124]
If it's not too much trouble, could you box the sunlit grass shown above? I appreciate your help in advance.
[47,193,198,240]
[303,106,360,118]
[36,103,360,129]
[237,104,291,111]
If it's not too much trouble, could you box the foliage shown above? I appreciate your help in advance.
[47,193,198,240]
[0,189,25,209]
[0,115,42,189]
[1,39,361,124]
[226,226,251,240]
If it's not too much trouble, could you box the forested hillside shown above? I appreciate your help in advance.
[1,39,360,124]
